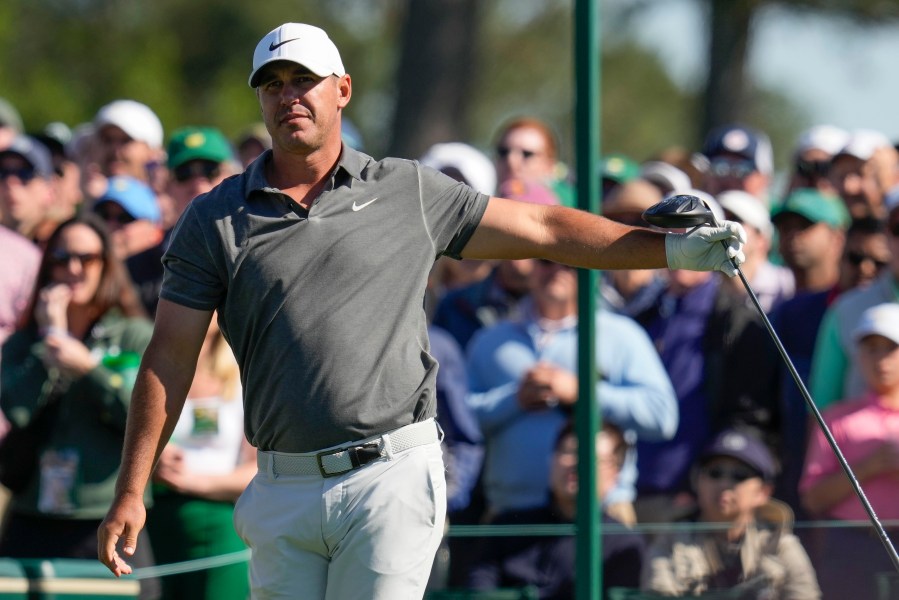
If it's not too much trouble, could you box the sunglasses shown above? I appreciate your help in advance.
[0,167,37,184]
[94,205,136,226]
[49,249,103,268]
[845,251,888,269]
[496,146,539,160]
[701,465,757,484]
[173,161,221,183]
[708,158,755,180]
[795,158,830,179]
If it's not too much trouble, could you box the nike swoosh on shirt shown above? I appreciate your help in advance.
[269,38,300,51]
[352,198,379,211]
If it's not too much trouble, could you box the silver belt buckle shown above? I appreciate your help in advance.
[316,442,381,478]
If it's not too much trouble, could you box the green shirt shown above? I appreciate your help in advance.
[1,311,153,519]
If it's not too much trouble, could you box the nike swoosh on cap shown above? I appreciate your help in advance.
[269,38,300,51]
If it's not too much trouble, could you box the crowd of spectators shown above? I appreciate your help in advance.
[2,93,899,599]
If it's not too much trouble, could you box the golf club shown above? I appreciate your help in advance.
[643,193,899,573]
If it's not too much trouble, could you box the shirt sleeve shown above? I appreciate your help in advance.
[809,307,847,411]
[160,203,226,311]
[417,164,489,260]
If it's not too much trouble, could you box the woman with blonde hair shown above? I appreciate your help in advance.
[147,314,255,600]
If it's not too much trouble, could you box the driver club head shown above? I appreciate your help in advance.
[642,194,718,229]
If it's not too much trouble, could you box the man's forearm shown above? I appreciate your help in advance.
[114,357,191,498]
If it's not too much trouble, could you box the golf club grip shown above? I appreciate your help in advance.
[723,244,899,573]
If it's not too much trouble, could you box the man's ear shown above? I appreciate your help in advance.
[336,74,352,108]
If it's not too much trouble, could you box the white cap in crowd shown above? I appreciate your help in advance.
[852,303,899,346]
[639,161,692,196]
[793,124,850,157]
[836,129,893,161]
[249,23,345,87]
[94,100,164,149]
[717,190,773,239]
[419,142,496,196]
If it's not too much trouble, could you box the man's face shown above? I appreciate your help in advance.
[695,456,770,523]
[0,154,53,234]
[95,124,156,181]
[495,126,555,184]
[775,213,841,271]
[529,259,577,307]
[858,334,899,395]
[255,63,351,155]
[828,153,889,219]
[549,431,621,505]
[168,159,228,216]
[703,152,767,198]
[839,229,889,290]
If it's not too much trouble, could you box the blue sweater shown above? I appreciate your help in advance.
[466,304,677,514]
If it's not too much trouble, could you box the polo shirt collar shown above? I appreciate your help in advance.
[243,145,368,198]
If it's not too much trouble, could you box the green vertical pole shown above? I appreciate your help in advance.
[574,1,600,600]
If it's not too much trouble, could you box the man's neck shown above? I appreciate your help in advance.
[267,142,343,208]
[793,263,839,293]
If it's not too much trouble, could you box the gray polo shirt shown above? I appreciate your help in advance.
[161,147,488,452]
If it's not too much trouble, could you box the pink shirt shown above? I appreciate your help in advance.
[800,392,899,521]
[0,226,39,346]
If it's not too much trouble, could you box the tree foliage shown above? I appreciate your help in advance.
[2,0,893,174]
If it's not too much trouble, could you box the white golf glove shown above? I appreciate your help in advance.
[665,221,747,277]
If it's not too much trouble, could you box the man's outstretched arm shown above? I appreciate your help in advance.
[98,299,213,576]
[461,197,745,274]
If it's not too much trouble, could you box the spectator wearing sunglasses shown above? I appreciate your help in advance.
[642,427,820,599]
[0,135,57,245]
[493,116,575,208]
[0,212,159,598]
[91,176,162,262]
[700,124,774,206]
[810,189,899,411]
[125,127,238,317]
[784,125,850,199]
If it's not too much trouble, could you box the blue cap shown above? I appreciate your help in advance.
[95,176,161,223]
[699,428,777,481]
[701,124,773,176]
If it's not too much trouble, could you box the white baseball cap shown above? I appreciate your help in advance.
[249,23,345,88]
[717,190,773,239]
[836,129,893,161]
[94,100,164,149]
[852,303,899,346]
[419,142,496,196]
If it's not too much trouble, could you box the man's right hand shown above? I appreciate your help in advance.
[97,493,146,577]
[665,221,747,276]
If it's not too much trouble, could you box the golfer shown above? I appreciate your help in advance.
[98,22,746,599]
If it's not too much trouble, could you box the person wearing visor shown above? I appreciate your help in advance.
[99,22,747,600]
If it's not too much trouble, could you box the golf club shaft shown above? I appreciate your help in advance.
[726,247,899,572]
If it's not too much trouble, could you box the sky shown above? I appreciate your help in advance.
[625,0,899,143]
